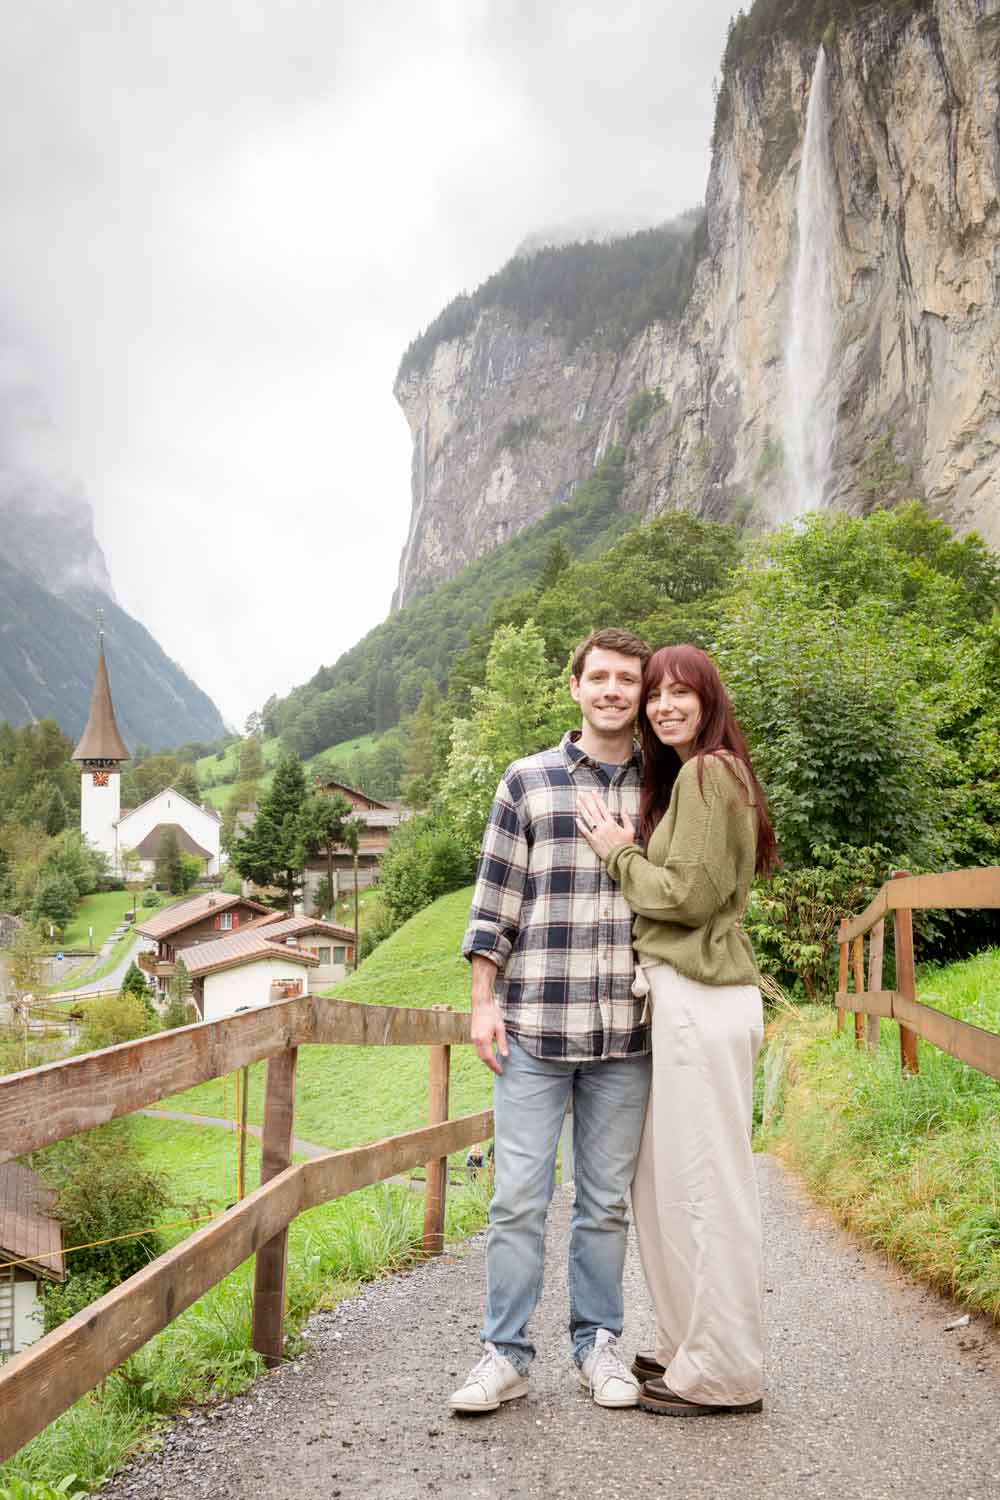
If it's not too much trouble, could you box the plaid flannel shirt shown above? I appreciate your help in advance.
[462,730,650,1061]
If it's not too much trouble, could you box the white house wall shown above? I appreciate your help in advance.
[201,958,312,1022]
[118,789,221,876]
[13,1272,42,1354]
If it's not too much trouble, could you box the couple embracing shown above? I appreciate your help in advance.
[450,627,778,1420]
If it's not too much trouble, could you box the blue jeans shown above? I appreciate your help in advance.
[482,1036,651,1372]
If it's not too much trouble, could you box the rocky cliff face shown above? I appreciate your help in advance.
[392,0,1000,608]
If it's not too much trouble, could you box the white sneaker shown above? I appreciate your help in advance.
[578,1329,641,1408]
[449,1342,530,1413]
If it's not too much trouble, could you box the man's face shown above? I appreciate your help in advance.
[570,647,643,737]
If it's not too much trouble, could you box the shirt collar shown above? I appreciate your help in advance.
[561,729,641,777]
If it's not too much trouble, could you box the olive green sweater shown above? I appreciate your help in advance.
[605,752,760,987]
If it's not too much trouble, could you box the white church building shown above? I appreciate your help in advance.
[72,638,222,879]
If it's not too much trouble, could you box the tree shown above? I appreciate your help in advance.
[377,812,476,933]
[229,753,308,912]
[401,682,446,809]
[76,991,154,1053]
[220,781,260,855]
[441,621,575,852]
[238,736,266,783]
[5,922,45,996]
[174,764,201,802]
[155,826,184,893]
[302,791,353,916]
[31,873,78,938]
[179,853,203,892]
[44,786,67,836]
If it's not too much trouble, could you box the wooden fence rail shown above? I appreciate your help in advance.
[835,866,1000,1079]
[0,995,493,1463]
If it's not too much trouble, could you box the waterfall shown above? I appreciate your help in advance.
[783,47,838,517]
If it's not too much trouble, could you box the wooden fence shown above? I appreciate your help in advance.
[0,995,493,1463]
[836,866,1000,1077]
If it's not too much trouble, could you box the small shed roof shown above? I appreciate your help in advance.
[0,1163,65,1282]
[183,929,320,979]
[136,891,272,940]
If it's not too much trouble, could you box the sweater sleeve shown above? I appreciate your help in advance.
[605,758,737,926]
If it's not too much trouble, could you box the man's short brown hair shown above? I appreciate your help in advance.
[571,628,651,680]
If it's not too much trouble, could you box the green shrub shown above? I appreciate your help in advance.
[376,812,476,933]
[140,889,160,908]
[76,991,153,1053]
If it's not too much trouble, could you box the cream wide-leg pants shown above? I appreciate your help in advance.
[631,960,765,1406]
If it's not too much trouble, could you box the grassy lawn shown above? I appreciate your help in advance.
[57,890,136,953]
[761,947,1000,1317]
[161,887,489,1151]
[197,731,388,810]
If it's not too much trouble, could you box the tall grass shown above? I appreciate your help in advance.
[762,949,1000,1316]
[1,1177,492,1497]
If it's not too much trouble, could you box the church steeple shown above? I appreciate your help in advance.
[72,629,129,765]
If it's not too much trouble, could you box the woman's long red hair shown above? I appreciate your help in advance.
[638,644,778,878]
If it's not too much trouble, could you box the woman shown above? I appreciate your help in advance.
[576,643,778,1418]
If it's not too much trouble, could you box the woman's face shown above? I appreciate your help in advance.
[645,677,701,761]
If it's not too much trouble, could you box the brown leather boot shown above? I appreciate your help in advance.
[630,1352,666,1382]
[639,1378,763,1418]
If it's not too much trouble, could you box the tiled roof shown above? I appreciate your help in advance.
[0,1163,64,1282]
[253,915,355,944]
[182,929,320,978]
[136,891,271,940]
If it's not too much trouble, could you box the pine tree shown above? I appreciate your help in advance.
[44,786,67,836]
[174,764,200,802]
[229,754,308,912]
[155,827,184,893]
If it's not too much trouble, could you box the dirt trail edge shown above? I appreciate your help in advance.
[97,1156,1000,1500]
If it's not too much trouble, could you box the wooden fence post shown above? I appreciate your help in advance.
[866,918,885,1054]
[851,934,865,1049]
[836,941,848,1031]
[422,1007,452,1257]
[252,1046,299,1366]
[891,870,919,1074]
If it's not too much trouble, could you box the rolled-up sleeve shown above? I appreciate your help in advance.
[462,774,528,971]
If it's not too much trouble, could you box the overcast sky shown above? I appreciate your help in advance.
[1,0,734,730]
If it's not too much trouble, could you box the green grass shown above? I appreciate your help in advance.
[162,887,488,1149]
[761,948,1000,1317]
[197,732,383,810]
[52,891,135,955]
[0,887,492,1494]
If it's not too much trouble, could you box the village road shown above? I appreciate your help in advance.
[97,1156,1000,1500]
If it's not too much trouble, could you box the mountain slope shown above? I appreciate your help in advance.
[0,491,226,749]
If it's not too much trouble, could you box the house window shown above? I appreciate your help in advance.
[318,947,331,964]
[333,946,346,964]
[219,913,233,931]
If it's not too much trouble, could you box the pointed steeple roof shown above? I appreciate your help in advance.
[72,638,129,763]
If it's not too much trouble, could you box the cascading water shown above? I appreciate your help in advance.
[783,47,838,517]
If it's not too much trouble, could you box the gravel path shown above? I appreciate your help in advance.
[138,1110,331,1161]
[97,1155,1000,1500]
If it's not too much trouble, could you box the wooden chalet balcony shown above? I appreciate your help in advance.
[137,951,175,979]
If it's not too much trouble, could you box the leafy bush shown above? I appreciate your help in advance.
[376,813,477,933]
[745,844,891,999]
[162,995,198,1029]
[31,1121,170,1284]
[76,991,154,1053]
[0,1476,89,1500]
[39,1272,110,1335]
[140,888,160,907]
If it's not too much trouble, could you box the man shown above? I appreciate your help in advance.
[450,627,653,1415]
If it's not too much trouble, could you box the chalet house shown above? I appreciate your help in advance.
[0,1163,64,1362]
[117,787,223,881]
[136,890,275,997]
[182,931,319,1022]
[245,913,356,986]
[302,778,409,906]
